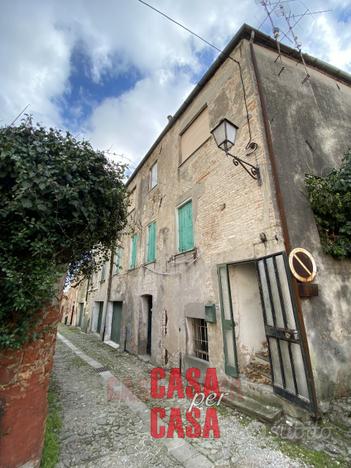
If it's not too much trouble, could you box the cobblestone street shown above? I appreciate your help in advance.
[53,326,347,467]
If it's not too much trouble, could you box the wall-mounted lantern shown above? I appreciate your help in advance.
[211,118,261,183]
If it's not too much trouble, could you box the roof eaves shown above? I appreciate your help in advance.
[126,24,351,186]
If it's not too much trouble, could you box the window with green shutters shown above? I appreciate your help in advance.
[146,222,156,263]
[129,234,138,269]
[114,247,122,274]
[178,200,194,252]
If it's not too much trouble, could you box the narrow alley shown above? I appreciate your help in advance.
[52,325,348,468]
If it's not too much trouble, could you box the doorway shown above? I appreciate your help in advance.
[78,303,84,328]
[139,295,153,356]
[93,301,104,334]
[229,262,271,385]
[218,253,316,413]
[110,301,122,344]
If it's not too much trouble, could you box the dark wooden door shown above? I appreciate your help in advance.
[97,302,103,333]
[111,302,122,344]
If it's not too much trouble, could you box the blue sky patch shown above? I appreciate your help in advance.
[56,44,143,131]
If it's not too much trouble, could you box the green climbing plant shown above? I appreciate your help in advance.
[0,117,129,348]
[306,149,351,259]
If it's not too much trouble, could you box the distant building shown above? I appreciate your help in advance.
[60,285,78,326]
[72,24,351,419]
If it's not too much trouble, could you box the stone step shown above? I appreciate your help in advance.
[138,354,151,363]
[223,393,282,424]
[255,352,270,364]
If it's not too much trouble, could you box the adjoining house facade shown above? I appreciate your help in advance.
[60,285,78,326]
[69,24,351,418]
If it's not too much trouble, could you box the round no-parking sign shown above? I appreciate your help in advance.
[288,248,317,283]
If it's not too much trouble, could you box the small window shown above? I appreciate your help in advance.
[100,263,106,282]
[178,200,194,252]
[146,222,156,263]
[113,247,123,274]
[129,234,138,269]
[193,318,209,361]
[149,162,157,190]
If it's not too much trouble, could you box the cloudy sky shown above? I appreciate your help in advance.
[1,0,350,171]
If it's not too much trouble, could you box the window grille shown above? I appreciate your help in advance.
[193,318,209,361]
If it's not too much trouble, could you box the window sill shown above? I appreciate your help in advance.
[144,260,156,266]
[174,247,197,258]
[184,354,210,367]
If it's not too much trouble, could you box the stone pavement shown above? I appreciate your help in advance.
[53,325,344,467]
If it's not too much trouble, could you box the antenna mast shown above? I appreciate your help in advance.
[256,1,332,84]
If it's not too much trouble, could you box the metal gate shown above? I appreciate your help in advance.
[256,252,316,412]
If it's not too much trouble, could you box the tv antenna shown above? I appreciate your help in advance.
[257,1,332,84]
[255,0,287,76]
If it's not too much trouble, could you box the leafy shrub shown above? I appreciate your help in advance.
[306,150,351,258]
[0,117,128,348]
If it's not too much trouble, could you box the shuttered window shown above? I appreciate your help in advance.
[180,107,210,164]
[178,200,194,252]
[129,234,138,269]
[114,247,123,274]
[146,222,156,263]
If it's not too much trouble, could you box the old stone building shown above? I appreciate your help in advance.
[71,24,351,419]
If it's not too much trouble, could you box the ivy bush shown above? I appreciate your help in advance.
[306,149,351,258]
[0,118,128,348]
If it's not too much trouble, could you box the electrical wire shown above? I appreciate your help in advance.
[135,0,253,147]
[9,104,30,126]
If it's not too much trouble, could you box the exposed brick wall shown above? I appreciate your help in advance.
[0,305,61,468]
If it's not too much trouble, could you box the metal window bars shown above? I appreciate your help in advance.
[193,318,209,361]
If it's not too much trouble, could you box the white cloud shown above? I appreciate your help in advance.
[0,0,350,165]
[0,1,71,126]
[87,70,194,167]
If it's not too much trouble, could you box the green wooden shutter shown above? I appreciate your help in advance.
[130,235,138,269]
[147,222,156,263]
[178,201,194,252]
[114,247,123,274]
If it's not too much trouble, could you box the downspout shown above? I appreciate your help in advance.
[102,248,115,342]
[249,32,319,418]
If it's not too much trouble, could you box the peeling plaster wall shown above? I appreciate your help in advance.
[253,43,351,401]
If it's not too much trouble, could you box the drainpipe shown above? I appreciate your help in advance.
[249,33,319,419]
[102,248,115,342]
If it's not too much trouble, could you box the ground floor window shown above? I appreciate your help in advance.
[192,318,209,361]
